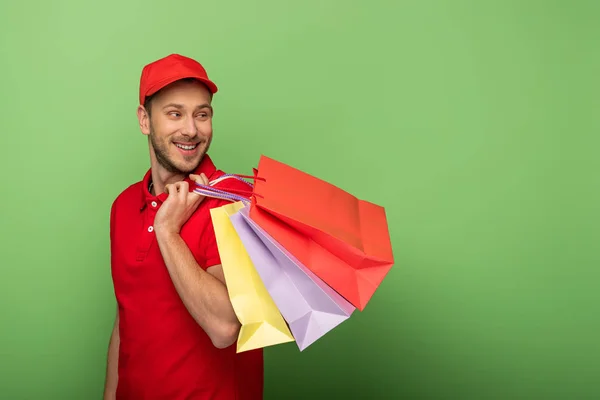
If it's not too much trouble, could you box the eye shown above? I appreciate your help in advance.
[168,111,181,118]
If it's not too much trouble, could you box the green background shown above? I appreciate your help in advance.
[1,0,599,399]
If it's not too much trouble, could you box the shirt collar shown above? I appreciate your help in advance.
[139,154,218,211]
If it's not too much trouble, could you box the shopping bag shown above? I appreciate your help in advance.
[246,156,394,311]
[196,156,395,311]
[209,201,295,353]
[229,204,355,351]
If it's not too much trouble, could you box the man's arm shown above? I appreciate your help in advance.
[103,306,119,400]
[155,230,240,349]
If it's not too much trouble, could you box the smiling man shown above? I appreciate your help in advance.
[103,54,264,400]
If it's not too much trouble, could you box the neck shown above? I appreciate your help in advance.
[150,166,186,195]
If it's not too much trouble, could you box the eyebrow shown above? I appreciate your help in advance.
[162,103,213,111]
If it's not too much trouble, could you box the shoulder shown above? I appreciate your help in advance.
[112,181,143,209]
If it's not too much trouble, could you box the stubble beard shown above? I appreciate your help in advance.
[149,125,210,175]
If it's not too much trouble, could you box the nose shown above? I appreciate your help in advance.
[181,115,198,137]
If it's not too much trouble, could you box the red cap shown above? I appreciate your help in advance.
[139,54,218,105]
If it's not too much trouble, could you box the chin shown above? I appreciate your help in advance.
[181,151,207,171]
[158,140,209,173]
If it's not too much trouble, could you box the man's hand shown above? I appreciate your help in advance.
[154,173,209,235]
[152,172,240,348]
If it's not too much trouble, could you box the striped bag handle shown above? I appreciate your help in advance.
[193,173,263,205]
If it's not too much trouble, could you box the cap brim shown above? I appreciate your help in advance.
[142,74,218,103]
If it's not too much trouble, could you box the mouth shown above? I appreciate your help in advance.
[174,142,200,155]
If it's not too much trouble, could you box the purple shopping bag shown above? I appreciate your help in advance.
[229,205,355,351]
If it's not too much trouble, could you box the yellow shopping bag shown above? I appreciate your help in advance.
[210,201,295,353]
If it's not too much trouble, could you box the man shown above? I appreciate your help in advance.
[104,54,264,399]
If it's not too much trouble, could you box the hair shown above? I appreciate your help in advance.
[143,78,212,117]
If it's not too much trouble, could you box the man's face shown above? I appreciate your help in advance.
[144,80,214,175]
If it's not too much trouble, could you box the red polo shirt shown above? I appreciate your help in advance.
[110,154,264,400]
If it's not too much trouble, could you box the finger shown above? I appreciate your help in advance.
[200,173,208,185]
[179,181,189,201]
[187,184,205,206]
[166,182,180,197]
[190,173,209,187]
[191,191,206,203]
[166,183,181,194]
[189,174,209,202]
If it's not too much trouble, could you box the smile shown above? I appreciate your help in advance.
[175,143,198,150]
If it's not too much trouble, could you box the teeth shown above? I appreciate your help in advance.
[176,143,197,150]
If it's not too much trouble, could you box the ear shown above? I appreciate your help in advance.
[137,105,151,136]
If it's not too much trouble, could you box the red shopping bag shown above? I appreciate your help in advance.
[195,155,395,311]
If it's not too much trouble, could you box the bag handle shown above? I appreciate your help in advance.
[193,173,262,204]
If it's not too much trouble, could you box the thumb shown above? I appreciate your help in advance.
[189,173,209,186]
